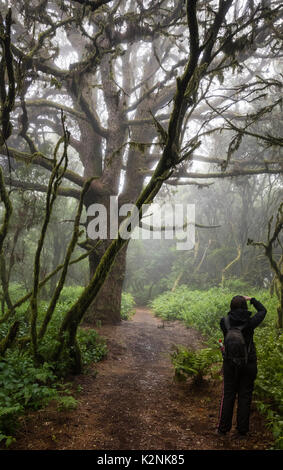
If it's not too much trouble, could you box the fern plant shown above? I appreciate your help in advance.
[120,292,136,320]
[171,345,219,386]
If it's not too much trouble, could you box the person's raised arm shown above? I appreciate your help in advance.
[246,297,267,329]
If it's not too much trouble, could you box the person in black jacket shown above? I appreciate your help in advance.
[217,295,267,438]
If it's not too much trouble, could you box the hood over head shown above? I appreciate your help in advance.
[228,307,252,325]
[230,295,248,311]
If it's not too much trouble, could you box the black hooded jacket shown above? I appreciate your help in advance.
[220,298,267,363]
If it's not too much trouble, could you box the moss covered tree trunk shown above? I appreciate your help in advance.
[81,55,157,324]
[84,243,128,324]
[278,283,283,329]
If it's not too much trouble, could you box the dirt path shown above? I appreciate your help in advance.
[10,308,273,450]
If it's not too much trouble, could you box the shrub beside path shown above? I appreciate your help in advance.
[10,308,273,450]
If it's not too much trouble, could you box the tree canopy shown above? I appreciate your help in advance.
[0,0,282,371]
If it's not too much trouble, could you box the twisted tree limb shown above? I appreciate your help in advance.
[247,203,283,328]
[0,9,15,145]
[30,120,70,359]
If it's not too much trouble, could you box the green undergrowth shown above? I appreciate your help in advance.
[151,284,283,449]
[121,292,136,320]
[0,351,72,447]
[0,286,134,446]
[0,285,139,447]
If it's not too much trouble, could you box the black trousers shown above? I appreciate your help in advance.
[217,360,257,434]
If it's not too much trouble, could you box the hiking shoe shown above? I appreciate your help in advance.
[215,429,227,437]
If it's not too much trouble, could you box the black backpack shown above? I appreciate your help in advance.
[224,317,251,367]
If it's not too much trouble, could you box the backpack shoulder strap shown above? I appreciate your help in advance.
[224,316,230,330]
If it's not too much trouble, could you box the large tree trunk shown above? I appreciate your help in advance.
[84,244,128,324]
[75,40,161,325]
[82,184,130,325]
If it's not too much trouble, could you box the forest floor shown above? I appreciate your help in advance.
[9,308,273,451]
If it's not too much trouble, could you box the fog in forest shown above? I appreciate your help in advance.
[0,0,282,451]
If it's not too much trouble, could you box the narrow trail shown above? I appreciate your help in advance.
[10,308,273,450]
